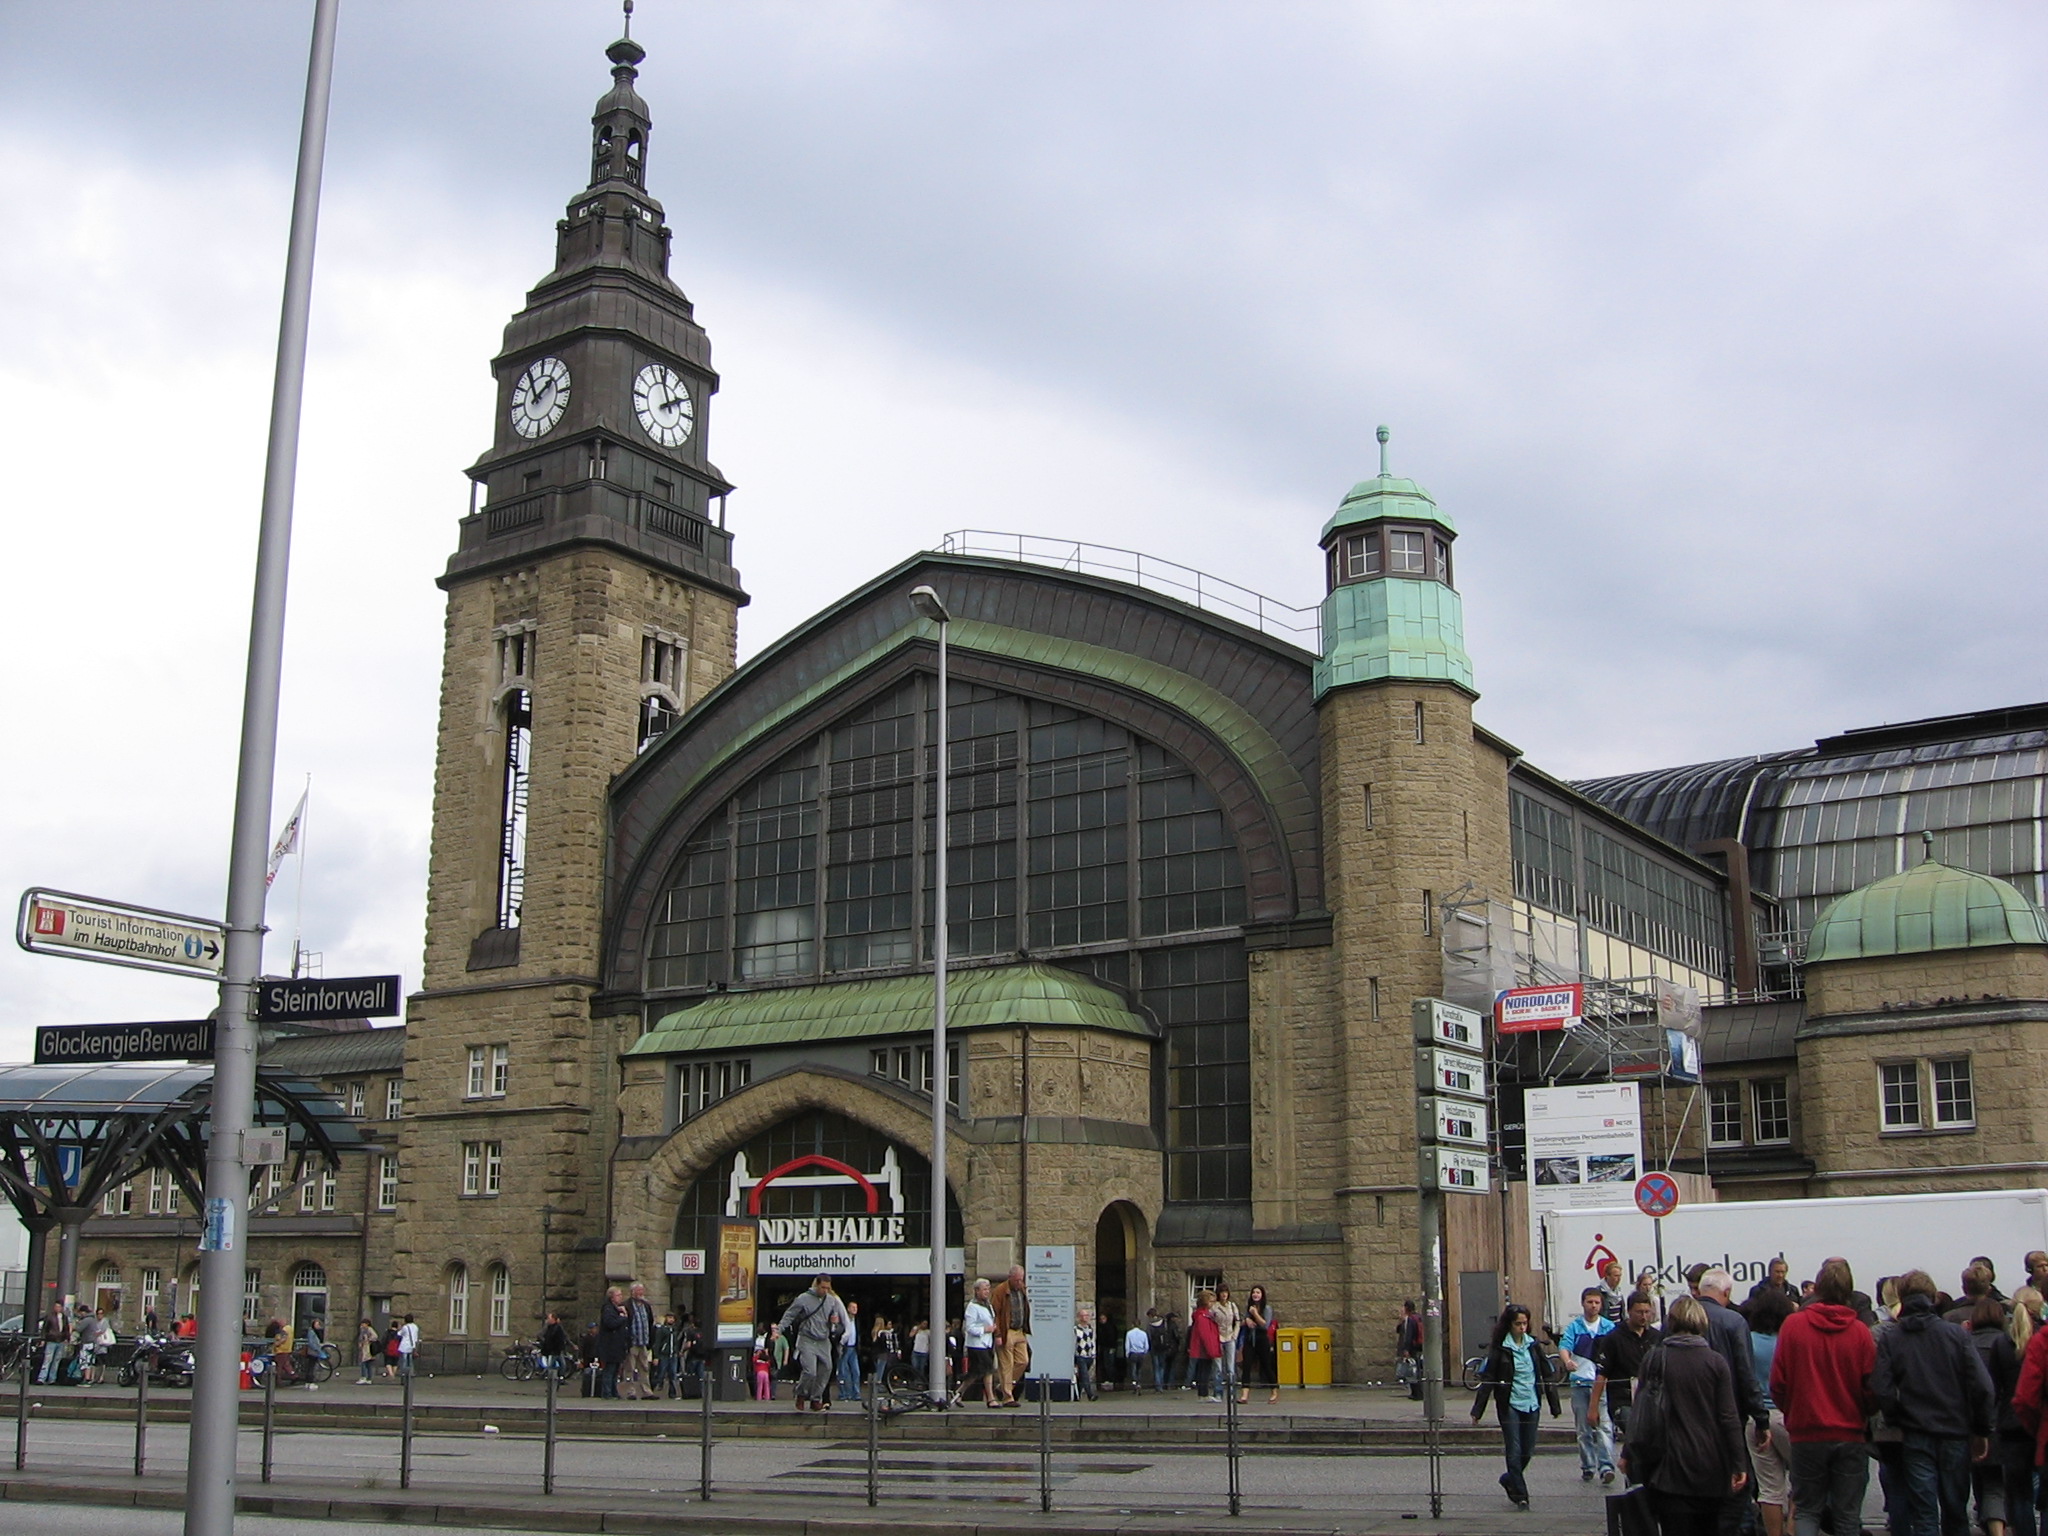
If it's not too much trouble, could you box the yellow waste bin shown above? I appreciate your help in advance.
[1300,1326,1333,1387]
[1275,1327,1303,1387]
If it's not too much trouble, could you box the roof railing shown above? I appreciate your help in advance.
[936,530,1320,645]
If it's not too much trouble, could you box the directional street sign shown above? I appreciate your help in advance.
[34,1020,216,1064]
[17,888,225,980]
[254,974,401,1024]
[1417,1046,1487,1102]
[1425,1147,1493,1194]
[1634,1171,1681,1218]
[1419,1095,1490,1148]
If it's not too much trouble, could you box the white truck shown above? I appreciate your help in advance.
[1540,1187,2048,1328]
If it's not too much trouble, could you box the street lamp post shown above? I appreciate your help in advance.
[909,585,950,1406]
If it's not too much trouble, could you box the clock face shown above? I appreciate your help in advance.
[633,363,696,448]
[509,356,571,439]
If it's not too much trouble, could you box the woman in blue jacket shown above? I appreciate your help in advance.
[1469,1303,1563,1510]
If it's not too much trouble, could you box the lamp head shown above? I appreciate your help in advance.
[909,584,950,624]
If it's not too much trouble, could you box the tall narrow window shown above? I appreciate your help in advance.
[1432,537,1451,583]
[140,1268,161,1320]
[1751,1079,1791,1144]
[1369,976,1381,1022]
[1362,784,1375,829]
[498,689,533,928]
[462,1143,482,1197]
[488,1265,511,1336]
[1414,700,1426,744]
[319,1166,336,1211]
[1707,1081,1743,1147]
[448,1266,469,1336]
[243,1268,263,1327]
[347,1082,365,1118]
[491,1044,509,1097]
[1880,1062,1922,1130]
[483,1142,503,1196]
[386,1079,404,1120]
[1422,890,1434,936]
[378,1155,399,1211]
[467,1046,488,1099]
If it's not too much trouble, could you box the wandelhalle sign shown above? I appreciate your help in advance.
[254,975,401,1024]
[35,1020,216,1064]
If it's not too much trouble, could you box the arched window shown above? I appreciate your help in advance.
[488,1265,511,1336]
[96,1263,121,1288]
[447,1265,470,1336]
[292,1263,327,1292]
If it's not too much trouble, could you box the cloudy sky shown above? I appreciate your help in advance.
[1,1,2043,1052]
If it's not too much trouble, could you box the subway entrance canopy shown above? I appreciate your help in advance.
[0,1063,365,1312]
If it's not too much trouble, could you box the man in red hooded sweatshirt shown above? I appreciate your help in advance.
[1769,1258,1876,1536]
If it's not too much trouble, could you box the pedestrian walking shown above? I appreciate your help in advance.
[1241,1285,1278,1405]
[1745,1259,1797,1316]
[1592,1290,1663,1446]
[1396,1298,1425,1397]
[1771,1257,1876,1536]
[2000,1288,2042,1536]
[618,1282,656,1399]
[1872,1268,1994,1536]
[396,1313,420,1380]
[989,1266,1032,1408]
[779,1275,852,1413]
[596,1287,631,1399]
[964,1278,999,1406]
[356,1317,378,1384]
[1075,1305,1099,1401]
[1561,1284,1618,1484]
[1468,1302,1562,1511]
[537,1310,570,1378]
[1123,1313,1153,1393]
[1213,1285,1242,1397]
[1625,1296,1750,1536]
[1599,1259,1630,1323]
[381,1318,401,1380]
[1746,1288,1797,1536]
[1188,1288,1224,1402]
[834,1299,864,1404]
[1966,1291,2021,1536]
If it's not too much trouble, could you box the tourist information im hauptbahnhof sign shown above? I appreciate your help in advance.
[17,888,226,980]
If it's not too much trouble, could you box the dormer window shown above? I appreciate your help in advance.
[1388,530,1426,575]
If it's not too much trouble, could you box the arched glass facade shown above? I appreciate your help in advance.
[647,675,1256,1204]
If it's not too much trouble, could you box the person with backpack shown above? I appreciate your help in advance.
[1625,1296,1750,1536]
[779,1274,851,1413]
[1468,1302,1563,1510]
[1965,1291,2022,1536]
[1872,1269,1995,1536]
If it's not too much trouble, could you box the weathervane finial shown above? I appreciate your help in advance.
[623,0,634,39]
[1376,424,1391,477]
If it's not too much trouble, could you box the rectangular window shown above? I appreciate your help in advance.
[166,1176,180,1215]
[1422,889,1434,936]
[449,1273,469,1337]
[378,1155,398,1211]
[489,1269,511,1336]
[1389,529,1426,574]
[141,1268,161,1320]
[243,1269,263,1327]
[300,1174,318,1213]
[1881,1062,1923,1131]
[1413,700,1426,744]
[1432,536,1451,584]
[102,1181,133,1217]
[147,1169,168,1215]
[682,1057,751,1118]
[462,1142,482,1197]
[492,1044,509,1097]
[870,1049,889,1078]
[467,1046,488,1099]
[483,1142,503,1196]
[386,1079,403,1119]
[1343,533,1380,579]
[319,1167,337,1212]
[1707,1081,1743,1147]
[346,1081,365,1117]
[1369,976,1381,1022]
[1931,1058,1975,1128]
[1362,783,1375,829]
[1751,1078,1791,1144]
[1150,943,1252,1203]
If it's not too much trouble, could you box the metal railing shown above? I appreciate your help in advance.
[936,531,1320,646]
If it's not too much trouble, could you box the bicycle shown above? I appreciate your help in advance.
[873,1357,956,1420]
[499,1340,570,1382]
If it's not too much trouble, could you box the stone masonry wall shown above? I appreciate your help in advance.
[1806,947,2048,1021]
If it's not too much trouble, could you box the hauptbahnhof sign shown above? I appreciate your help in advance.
[34,1020,217,1064]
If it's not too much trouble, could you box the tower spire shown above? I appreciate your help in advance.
[1377,423,1391,478]
[591,11,651,189]
[622,0,633,40]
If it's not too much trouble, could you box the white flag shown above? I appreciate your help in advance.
[266,791,308,888]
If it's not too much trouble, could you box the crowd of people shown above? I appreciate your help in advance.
[1467,1248,2048,1536]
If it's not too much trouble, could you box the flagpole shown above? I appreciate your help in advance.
[292,774,310,976]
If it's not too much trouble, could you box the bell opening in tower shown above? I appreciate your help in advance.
[498,689,533,928]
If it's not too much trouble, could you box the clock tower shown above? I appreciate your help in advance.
[396,20,745,1329]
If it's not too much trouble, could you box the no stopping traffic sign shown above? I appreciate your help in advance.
[1634,1171,1680,1218]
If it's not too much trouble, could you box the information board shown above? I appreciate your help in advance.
[1525,1081,1643,1268]
[1024,1244,1076,1381]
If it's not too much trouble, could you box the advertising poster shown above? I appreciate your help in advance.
[1525,1082,1641,1269]
[715,1218,758,1345]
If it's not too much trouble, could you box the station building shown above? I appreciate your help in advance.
[74,29,2048,1374]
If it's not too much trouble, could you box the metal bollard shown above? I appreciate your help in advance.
[260,1354,277,1483]
[543,1364,557,1495]
[15,1347,30,1472]
[698,1365,712,1500]
[1038,1376,1052,1513]
[1224,1372,1241,1516]
[134,1354,148,1477]
[865,1372,880,1506]
[400,1362,414,1490]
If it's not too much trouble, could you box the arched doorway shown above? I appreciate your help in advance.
[291,1262,329,1343]
[672,1110,963,1361]
[1093,1202,1144,1352]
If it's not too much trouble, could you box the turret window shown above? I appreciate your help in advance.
[1343,533,1380,579]
[1433,537,1452,584]
[1388,530,1426,574]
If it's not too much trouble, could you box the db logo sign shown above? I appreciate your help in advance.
[31,906,65,938]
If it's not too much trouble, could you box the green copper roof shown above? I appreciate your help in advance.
[1806,858,2048,964]
[629,961,1155,1056]
[1314,576,1474,698]
[1322,474,1458,541]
